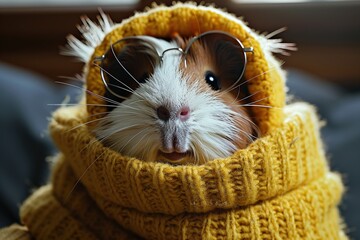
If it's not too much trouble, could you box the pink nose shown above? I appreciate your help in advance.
[178,106,190,121]
[156,106,190,121]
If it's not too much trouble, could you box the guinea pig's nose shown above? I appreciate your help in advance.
[178,106,190,121]
[156,106,190,121]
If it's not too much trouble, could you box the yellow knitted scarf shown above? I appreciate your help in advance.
[0,3,347,240]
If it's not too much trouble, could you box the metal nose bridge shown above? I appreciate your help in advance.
[159,47,185,61]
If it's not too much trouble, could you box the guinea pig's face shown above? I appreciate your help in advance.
[93,32,256,165]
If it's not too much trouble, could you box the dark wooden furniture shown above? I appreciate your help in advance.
[1,0,359,87]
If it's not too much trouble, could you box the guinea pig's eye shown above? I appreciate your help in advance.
[205,71,221,91]
[187,32,247,92]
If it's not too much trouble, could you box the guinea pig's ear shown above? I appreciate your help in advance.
[102,39,160,107]
[171,32,186,49]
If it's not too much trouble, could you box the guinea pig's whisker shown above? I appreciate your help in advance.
[140,134,152,161]
[232,112,257,128]
[127,129,154,159]
[232,111,255,124]
[66,102,153,140]
[65,138,121,202]
[111,98,156,117]
[93,63,135,98]
[79,123,144,154]
[55,81,121,105]
[58,75,84,83]
[58,74,85,84]
[238,91,261,102]
[48,100,150,152]
[228,95,272,115]
[118,128,150,153]
[89,99,146,111]
[107,83,141,98]
[223,78,245,96]
[192,145,202,165]
[237,127,258,141]
[68,100,150,151]
[232,96,271,109]
[241,97,281,110]
[241,62,286,88]
[66,148,114,201]
[242,96,269,106]
[189,142,202,164]
[65,158,99,201]
[97,124,146,142]
[117,102,152,113]
[244,133,256,143]
[230,110,260,139]
[110,44,141,86]
[114,110,154,119]
[230,90,262,106]
[243,104,275,109]
[47,103,118,108]
[223,63,283,95]
[93,127,150,158]
[105,103,155,117]
[66,113,114,133]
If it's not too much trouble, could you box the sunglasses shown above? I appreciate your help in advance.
[94,31,253,100]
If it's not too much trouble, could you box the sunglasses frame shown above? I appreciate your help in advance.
[94,30,253,99]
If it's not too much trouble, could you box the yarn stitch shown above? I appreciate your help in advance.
[0,3,347,239]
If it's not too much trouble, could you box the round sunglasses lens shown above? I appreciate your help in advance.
[185,32,247,90]
[101,38,159,100]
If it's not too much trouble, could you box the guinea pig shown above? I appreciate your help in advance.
[93,31,258,165]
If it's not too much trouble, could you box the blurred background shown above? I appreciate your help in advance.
[0,0,359,238]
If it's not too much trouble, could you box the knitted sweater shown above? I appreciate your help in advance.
[0,3,347,240]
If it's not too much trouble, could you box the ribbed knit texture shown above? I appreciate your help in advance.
[3,103,345,240]
[0,3,347,239]
[0,224,31,240]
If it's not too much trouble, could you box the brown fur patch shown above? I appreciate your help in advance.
[179,35,256,149]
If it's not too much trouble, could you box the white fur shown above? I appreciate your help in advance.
[94,38,240,163]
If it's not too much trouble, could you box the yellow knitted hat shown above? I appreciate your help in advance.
[0,3,347,240]
[84,3,286,134]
